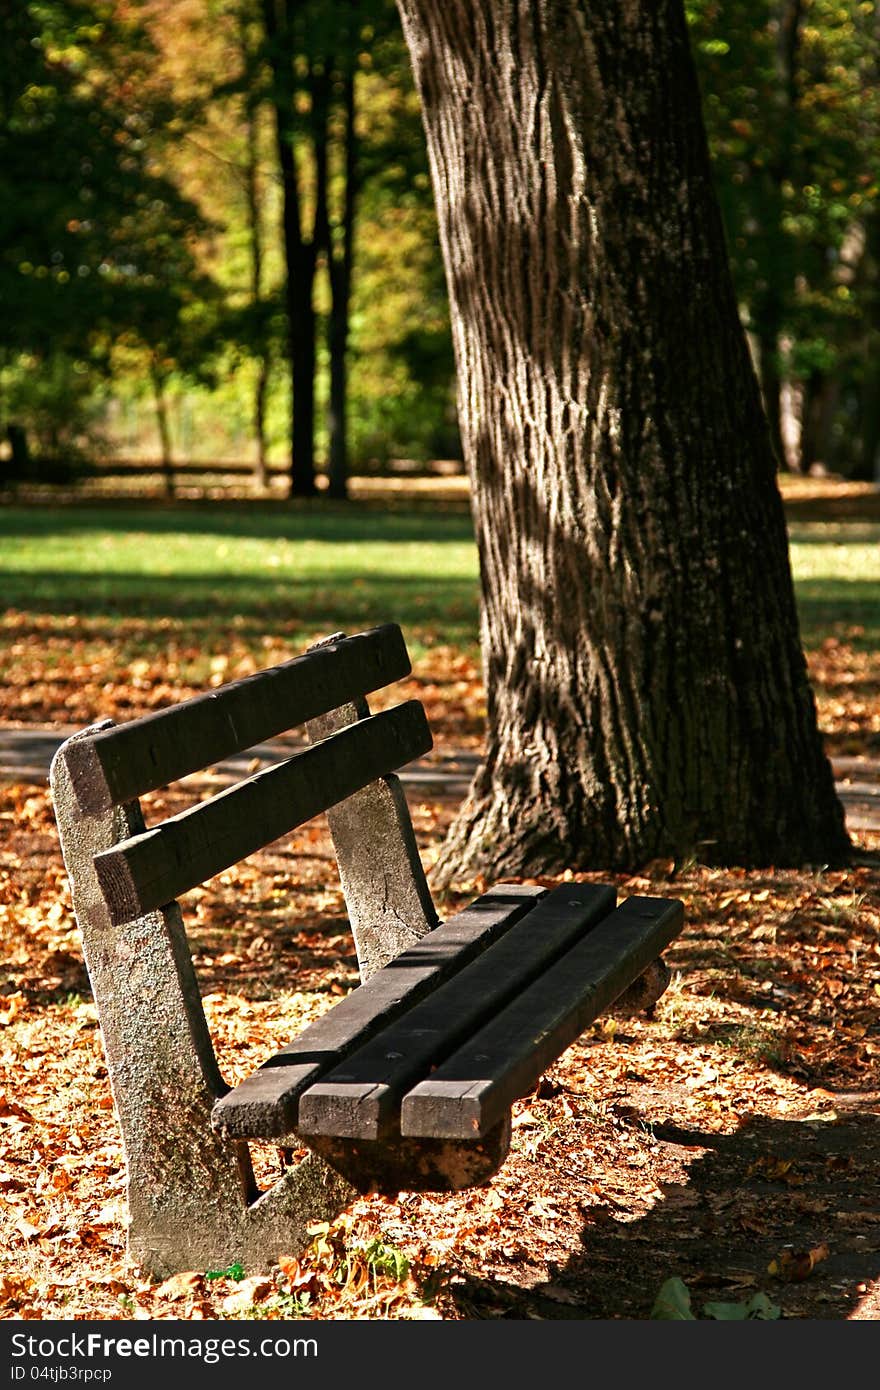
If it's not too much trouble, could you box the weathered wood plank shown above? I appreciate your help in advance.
[93,701,432,926]
[211,883,546,1140]
[295,882,617,1140]
[62,624,410,814]
[400,896,684,1139]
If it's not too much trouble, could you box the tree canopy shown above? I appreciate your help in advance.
[2,0,875,482]
[0,2,214,467]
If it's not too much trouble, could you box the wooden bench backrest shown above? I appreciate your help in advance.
[58,625,433,931]
[63,623,413,814]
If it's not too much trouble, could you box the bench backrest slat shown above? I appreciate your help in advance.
[62,624,410,815]
[90,700,432,926]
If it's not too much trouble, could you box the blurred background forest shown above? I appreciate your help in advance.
[1,0,879,498]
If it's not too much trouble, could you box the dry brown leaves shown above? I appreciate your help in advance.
[808,638,880,759]
[0,613,486,751]
[1,766,879,1321]
[1,488,879,1319]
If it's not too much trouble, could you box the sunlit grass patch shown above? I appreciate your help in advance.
[789,522,880,649]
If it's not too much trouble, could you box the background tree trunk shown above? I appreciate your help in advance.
[242,82,271,490]
[327,68,356,502]
[262,0,317,497]
[396,0,848,881]
[756,313,787,471]
[149,359,175,499]
[799,369,838,473]
[5,422,32,480]
[856,212,880,482]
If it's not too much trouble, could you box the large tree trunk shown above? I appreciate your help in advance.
[396,0,848,881]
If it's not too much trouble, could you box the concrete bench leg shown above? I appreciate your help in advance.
[305,636,439,981]
[51,726,351,1279]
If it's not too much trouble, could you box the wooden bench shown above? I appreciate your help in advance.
[51,623,684,1278]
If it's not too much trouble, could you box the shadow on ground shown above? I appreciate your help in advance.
[448,1106,880,1320]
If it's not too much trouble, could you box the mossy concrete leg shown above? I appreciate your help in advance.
[51,726,352,1279]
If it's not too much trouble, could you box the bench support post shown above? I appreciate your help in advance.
[51,726,352,1278]
[306,634,438,980]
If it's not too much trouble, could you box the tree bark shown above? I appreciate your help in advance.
[756,315,787,471]
[327,67,356,501]
[799,369,838,473]
[242,81,270,490]
[262,0,317,497]
[149,359,175,499]
[856,212,880,483]
[396,0,848,880]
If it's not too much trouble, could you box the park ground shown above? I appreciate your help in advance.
[0,474,879,1321]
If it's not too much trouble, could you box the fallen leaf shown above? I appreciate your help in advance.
[220,1277,273,1313]
[512,1109,539,1128]
[768,1244,830,1282]
[187,1300,216,1319]
[0,993,25,1025]
[154,1271,204,1301]
[0,1092,35,1124]
[0,1274,33,1304]
[651,1276,696,1320]
[747,1156,806,1186]
[703,1292,781,1320]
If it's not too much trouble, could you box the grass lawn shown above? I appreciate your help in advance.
[788,522,880,649]
[0,485,877,753]
[0,502,480,656]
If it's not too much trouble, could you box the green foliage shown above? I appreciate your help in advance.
[346,16,458,466]
[0,1,219,460]
[359,1238,410,1283]
[205,1261,246,1282]
[651,1276,782,1320]
[3,2,875,476]
[688,0,880,472]
[690,1,879,301]
[0,351,103,476]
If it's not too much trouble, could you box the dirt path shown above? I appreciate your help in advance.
[1,724,878,832]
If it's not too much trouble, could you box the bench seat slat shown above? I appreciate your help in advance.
[92,701,432,926]
[295,882,616,1141]
[62,624,410,815]
[211,883,546,1141]
[400,896,684,1140]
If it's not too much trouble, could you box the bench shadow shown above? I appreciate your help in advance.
[446,1108,880,1320]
